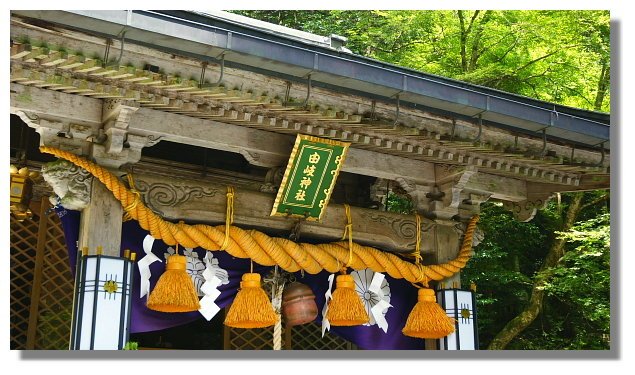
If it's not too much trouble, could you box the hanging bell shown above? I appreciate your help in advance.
[282,281,318,326]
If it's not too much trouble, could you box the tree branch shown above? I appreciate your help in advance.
[487,193,585,350]
[514,44,580,73]
[458,10,468,72]
[493,36,520,63]
[467,10,481,35]
[580,193,609,212]
[468,10,492,71]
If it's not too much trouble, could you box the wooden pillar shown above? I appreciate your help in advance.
[78,179,123,256]
[424,222,462,350]
[435,224,462,288]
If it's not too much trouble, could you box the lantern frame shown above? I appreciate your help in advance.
[69,251,134,350]
[10,172,33,221]
[436,288,479,350]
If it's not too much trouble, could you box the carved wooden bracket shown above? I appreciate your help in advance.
[11,86,154,170]
[502,194,554,222]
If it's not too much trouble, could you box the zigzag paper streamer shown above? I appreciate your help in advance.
[138,235,161,298]
[198,252,223,321]
[321,273,335,337]
[368,272,392,333]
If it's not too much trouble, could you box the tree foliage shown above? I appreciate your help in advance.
[386,191,415,214]
[462,194,610,350]
[537,213,611,349]
[460,202,553,347]
[231,10,610,112]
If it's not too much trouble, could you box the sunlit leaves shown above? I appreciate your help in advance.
[232,10,610,112]
[540,213,610,346]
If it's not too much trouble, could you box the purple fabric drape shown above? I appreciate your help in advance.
[57,207,423,349]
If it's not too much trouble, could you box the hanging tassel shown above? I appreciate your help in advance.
[146,253,201,313]
[402,287,455,339]
[325,273,369,326]
[401,213,455,338]
[224,272,279,328]
[222,186,278,328]
[325,204,369,326]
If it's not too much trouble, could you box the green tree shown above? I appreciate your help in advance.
[460,202,555,348]
[539,213,610,349]
[462,192,610,350]
[231,10,610,112]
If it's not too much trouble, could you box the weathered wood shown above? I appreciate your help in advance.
[127,107,439,183]
[12,76,593,188]
[11,84,440,183]
[134,172,439,254]
[285,324,292,350]
[78,179,123,256]
[346,148,435,185]
[10,82,102,127]
[26,199,49,349]
[434,223,462,288]
[435,165,515,198]
[425,339,438,350]
[427,221,461,353]
[9,27,608,227]
[10,19,608,170]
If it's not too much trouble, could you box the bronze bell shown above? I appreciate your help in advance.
[282,281,318,326]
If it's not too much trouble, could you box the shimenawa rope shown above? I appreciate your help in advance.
[40,146,479,283]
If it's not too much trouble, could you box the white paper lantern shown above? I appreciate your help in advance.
[436,287,479,350]
[69,249,135,350]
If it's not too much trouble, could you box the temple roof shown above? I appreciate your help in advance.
[10,10,609,196]
[11,10,610,150]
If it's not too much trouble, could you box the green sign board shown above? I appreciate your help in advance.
[271,134,350,221]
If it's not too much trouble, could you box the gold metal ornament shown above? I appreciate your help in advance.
[460,308,471,320]
[103,280,119,294]
[10,165,39,221]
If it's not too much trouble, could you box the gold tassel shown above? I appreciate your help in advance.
[224,272,279,328]
[325,274,369,326]
[221,187,278,328]
[401,213,455,339]
[325,204,369,326]
[147,254,201,313]
[402,287,455,339]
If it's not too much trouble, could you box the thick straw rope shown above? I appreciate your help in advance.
[40,146,479,283]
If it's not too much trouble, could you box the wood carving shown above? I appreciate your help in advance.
[135,179,220,215]
[41,159,92,210]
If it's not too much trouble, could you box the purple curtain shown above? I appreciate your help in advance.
[57,207,423,349]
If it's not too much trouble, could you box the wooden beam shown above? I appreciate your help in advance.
[10,82,102,127]
[10,19,608,171]
[528,177,609,196]
[10,84,438,183]
[133,172,440,254]
[127,107,438,183]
